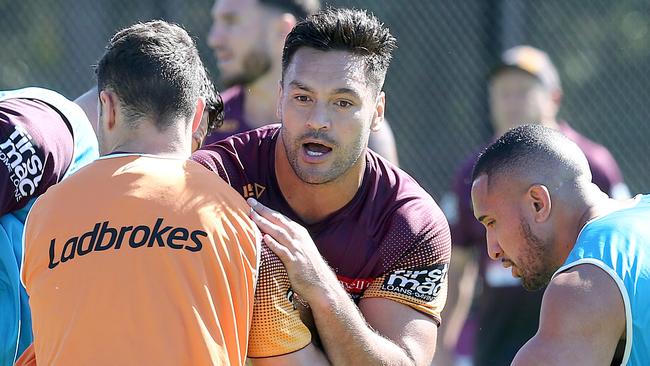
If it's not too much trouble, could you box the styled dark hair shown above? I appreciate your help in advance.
[281,7,397,92]
[472,124,589,186]
[259,0,320,19]
[96,20,210,130]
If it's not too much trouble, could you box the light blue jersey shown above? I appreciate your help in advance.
[553,194,650,366]
[0,88,98,365]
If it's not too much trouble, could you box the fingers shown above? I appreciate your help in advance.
[247,198,291,227]
[249,205,294,247]
[262,234,292,263]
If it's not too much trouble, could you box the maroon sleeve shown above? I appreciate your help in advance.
[362,197,452,324]
[190,146,231,183]
[0,98,73,215]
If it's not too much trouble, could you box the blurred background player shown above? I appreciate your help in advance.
[19,21,264,365]
[205,0,400,165]
[439,45,630,366]
[0,87,98,366]
[194,8,451,365]
[471,124,649,365]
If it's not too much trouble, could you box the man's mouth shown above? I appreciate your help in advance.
[303,142,332,157]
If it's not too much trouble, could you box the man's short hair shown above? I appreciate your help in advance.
[281,7,397,93]
[259,0,320,19]
[472,124,590,187]
[96,20,211,130]
[200,70,224,134]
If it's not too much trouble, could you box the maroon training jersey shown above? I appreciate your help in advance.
[0,98,73,215]
[192,125,451,324]
[203,85,258,146]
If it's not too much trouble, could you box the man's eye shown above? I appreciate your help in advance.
[295,95,311,102]
[336,100,353,108]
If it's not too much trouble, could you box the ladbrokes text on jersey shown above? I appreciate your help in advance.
[48,218,206,269]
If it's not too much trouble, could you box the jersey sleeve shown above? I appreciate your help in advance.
[247,243,311,358]
[362,198,452,326]
[0,99,73,216]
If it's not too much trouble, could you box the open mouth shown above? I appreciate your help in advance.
[303,142,332,157]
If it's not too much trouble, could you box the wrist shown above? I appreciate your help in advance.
[304,276,349,311]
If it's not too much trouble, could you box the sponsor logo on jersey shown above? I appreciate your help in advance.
[0,124,44,202]
[380,263,449,302]
[48,218,206,269]
[243,183,266,199]
[337,275,373,294]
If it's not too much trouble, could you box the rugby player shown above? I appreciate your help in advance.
[193,8,452,365]
[440,45,630,365]
[0,87,98,365]
[19,21,315,365]
[471,124,649,365]
[205,0,400,164]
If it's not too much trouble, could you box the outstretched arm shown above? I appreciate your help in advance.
[512,264,626,366]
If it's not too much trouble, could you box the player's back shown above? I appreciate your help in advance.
[22,154,259,366]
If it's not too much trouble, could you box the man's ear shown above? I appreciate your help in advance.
[99,90,117,131]
[371,91,385,132]
[528,184,552,223]
[192,97,206,133]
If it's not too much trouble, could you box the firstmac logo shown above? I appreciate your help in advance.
[381,263,449,302]
[0,124,44,202]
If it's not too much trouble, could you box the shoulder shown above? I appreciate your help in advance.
[543,264,626,339]
[193,125,279,166]
[511,264,626,365]
[367,152,451,256]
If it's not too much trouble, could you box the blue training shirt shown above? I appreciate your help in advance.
[553,194,650,365]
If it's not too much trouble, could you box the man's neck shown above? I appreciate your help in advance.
[242,70,281,128]
[108,123,192,158]
[556,184,620,262]
[274,136,366,225]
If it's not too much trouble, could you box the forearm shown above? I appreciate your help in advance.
[310,286,418,366]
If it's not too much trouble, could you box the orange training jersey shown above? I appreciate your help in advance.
[22,154,260,366]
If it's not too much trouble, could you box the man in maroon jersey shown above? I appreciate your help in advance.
[193,7,451,365]
[204,0,400,164]
[439,45,630,366]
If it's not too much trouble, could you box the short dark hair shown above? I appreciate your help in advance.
[259,0,320,19]
[200,70,224,134]
[472,124,590,186]
[96,20,209,130]
[281,7,397,92]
